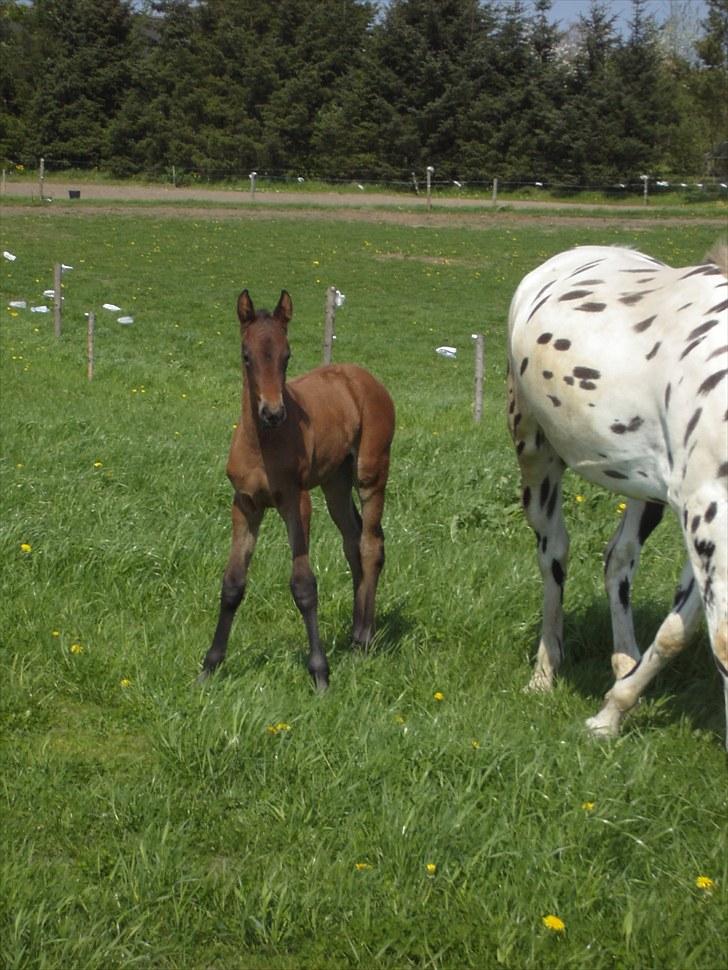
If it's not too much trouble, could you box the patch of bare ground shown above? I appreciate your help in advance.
[1,181,725,231]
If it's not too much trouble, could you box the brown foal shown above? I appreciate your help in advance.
[200,289,395,689]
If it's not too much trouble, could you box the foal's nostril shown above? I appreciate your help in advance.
[259,402,286,427]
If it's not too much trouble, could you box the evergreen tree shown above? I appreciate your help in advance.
[24,0,133,166]
[555,2,624,184]
[0,0,36,162]
[610,0,673,177]
[693,0,728,175]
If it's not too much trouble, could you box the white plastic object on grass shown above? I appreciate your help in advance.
[436,346,457,358]
[102,303,121,311]
[31,305,50,313]
[3,251,17,261]
[335,290,346,308]
[9,300,27,309]
[117,316,134,325]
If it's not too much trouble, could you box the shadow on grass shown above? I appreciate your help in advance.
[528,599,725,740]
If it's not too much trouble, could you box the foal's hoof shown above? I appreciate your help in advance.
[310,668,329,692]
[196,668,212,686]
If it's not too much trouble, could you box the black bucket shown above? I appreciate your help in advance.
[69,190,81,199]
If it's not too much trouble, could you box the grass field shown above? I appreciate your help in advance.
[1,203,726,969]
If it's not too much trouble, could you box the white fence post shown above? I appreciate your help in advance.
[53,262,62,338]
[473,334,485,422]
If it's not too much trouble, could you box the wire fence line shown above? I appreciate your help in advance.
[3,157,727,202]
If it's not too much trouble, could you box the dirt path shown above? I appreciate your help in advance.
[2,179,726,230]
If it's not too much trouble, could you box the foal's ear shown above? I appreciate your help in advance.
[274,290,293,328]
[237,289,255,328]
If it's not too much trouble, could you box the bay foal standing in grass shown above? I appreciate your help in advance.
[507,245,727,744]
[200,289,395,689]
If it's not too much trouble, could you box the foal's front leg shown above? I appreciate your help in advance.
[283,489,329,690]
[199,492,263,680]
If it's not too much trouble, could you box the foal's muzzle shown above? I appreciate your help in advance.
[259,401,287,428]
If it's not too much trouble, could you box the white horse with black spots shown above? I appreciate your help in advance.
[507,244,728,746]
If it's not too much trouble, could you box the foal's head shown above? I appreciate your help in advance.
[237,289,293,428]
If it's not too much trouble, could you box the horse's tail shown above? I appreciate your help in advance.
[704,238,728,276]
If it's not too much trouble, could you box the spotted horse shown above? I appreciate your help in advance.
[507,245,728,746]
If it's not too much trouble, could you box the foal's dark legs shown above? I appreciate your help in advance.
[199,493,262,680]
[283,489,329,690]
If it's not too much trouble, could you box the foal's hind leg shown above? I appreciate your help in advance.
[282,489,329,690]
[352,450,390,648]
[604,500,665,679]
[321,459,365,637]
[199,493,263,680]
[511,413,569,691]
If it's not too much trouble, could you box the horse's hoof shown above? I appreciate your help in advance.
[611,653,639,680]
[585,712,620,740]
[524,671,554,693]
[196,669,211,686]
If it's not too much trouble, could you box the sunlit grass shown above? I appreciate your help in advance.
[1,210,725,969]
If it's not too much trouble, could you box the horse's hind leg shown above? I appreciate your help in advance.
[586,560,701,738]
[199,493,262,680]
[510,403,569,691]
[352,447,390,648]
[322,458,365,634]
[604,500,664,679]
[283,489,329,690]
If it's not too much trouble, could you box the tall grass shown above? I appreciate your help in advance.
[1,207,725,969]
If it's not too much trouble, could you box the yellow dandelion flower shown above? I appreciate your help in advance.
[20,542,32,553]
[355,862,372,871]
[542,914,565,933]
[51,630,60,637]
[267,722,291,735]
[582,801,596,812]
[120,677,132,688]
[617,502,627,513]
[70,642,84,655]
[471,739,481,749]
[696,875,716,892]
[393,714,406,725]
[93,461,103,468]
[433,691,444,702]
[575,494,585,503]
[425,863,437,876]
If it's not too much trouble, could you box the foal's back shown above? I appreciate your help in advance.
[282,363,394,489]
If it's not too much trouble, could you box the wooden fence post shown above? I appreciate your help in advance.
[53,262,62,338]
[39,157,45,200]
[322,285,337,364]
[87,312,95,381]
[250,171,257,199]
[492,177,498,205]
[473,333,484,422]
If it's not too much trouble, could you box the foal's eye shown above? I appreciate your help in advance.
[243,351,250,366]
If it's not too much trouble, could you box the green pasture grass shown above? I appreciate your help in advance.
[1,209,726,969]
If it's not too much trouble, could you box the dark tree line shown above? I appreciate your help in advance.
[1,0,726,185]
